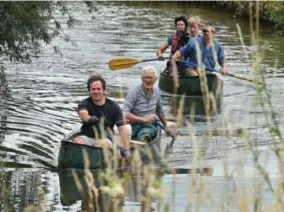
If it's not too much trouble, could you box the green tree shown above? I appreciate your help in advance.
[0,1,95,96]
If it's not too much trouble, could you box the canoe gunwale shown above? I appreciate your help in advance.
[158,72,224,96]
[58,127,162,169]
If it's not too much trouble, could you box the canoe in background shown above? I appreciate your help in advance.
[158,72,223,115]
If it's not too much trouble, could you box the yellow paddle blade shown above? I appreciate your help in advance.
[109,57,141,71]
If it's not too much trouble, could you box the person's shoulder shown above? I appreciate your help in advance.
[153,87,161,96]
[213,40,223,48]
[105,97,116,105]
[78,97,91,104]
[128,84,142,94]
[197,36,204,42]
[189,36,201,44]
[106,98,120,108]
[167,35,172,44]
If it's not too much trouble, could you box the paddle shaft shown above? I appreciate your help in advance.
[155,120,175,147]
[141,58,169,63]
[179,60,263,85]
[226,73,263,85]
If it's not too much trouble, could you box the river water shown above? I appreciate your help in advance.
[1,2,284,211]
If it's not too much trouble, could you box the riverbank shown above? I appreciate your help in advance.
[120,1,284,34]
[211,1,284,34]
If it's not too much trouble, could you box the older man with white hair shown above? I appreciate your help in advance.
[123,66,172,142]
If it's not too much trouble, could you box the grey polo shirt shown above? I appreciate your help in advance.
[123,84,163,118]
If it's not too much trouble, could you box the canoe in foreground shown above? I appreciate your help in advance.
[58,128,162,170]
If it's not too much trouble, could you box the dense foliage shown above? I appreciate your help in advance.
[212,1,284,34]
[0,1,95,63]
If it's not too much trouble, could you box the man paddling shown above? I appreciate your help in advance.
[74,75,131,157]
[172,23,228,76]
[123,66,173,142]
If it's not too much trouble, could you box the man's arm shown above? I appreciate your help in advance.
[172,50,181,61]
[156,42,169,60]
[113,103,130,151]
[158,111,173,136]
[117,125,130,151]
[125,113,156,123]
[172,39,194,62]
[78,110,90,122]
[78,100,98,124]
[156,92,172,136]
[217,44,227,75]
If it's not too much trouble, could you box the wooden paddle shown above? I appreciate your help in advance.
[179,60,264,85]
[109,57,169,71]
[155,120,176,147]
[130,140,146,146]
[226,73,263,85]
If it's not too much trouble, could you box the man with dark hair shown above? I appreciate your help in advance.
[75,75,130,157]
[156,15,190,75]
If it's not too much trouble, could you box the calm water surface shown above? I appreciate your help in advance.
[0,2,284,211]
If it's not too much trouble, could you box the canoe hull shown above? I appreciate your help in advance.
[158,73,223,115]
[58,129,162,170]
[58,132,106,170]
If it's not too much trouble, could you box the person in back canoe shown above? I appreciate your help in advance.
[156,16,190,76]
[123,66,173,142]
[188,15,202,39]
[172,23,228,76]
[74,75,131,157]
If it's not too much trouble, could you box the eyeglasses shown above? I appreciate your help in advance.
[202,29,209,33]
[142,76,155,80]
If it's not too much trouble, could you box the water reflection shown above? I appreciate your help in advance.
[58,168,163,212]
[0,170,40,212]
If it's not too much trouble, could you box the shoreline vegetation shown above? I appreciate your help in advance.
[121,1,284,34]
[211,1,284,34]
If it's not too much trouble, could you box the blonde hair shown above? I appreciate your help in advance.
[189,16,201,26]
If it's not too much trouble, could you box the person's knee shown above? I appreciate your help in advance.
[184,68,198,76]
[95,139,112,148]
[74,136,88,145]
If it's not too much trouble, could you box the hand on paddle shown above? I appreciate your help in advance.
[165,127,174,137]
[143,114,157,123]
[220,64,228,75]
[171,50,181,62]
[156,52,164,61]
[86,115,99,124]
[156,49,165,61]
[120,149,131,159]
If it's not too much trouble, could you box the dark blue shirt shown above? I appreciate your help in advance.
[180,36,225,71]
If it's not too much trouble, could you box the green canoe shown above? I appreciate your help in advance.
[59,169,102,206]
[58,128,162,170]
[158,72,223,115]
[158,72,223,96]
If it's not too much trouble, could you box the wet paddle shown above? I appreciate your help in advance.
[180,60,264,85]
[109,57,169,71]
[226,73,263,85]
[155,120,175,146]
